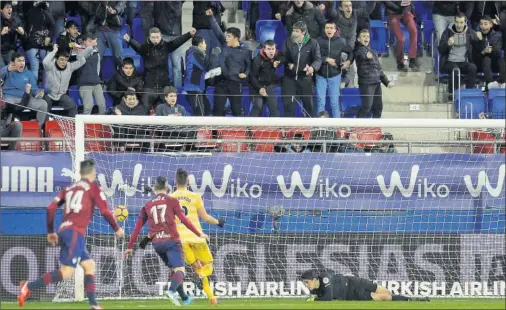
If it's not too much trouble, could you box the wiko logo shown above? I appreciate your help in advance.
[97,164,143,197]
[277,165,321,198]
[376,165,450,198]
[464,164,505,198]
[188,164,233,197]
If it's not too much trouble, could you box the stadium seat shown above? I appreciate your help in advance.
[68,85,81,106]
[468,130,498,154]
[101,56,116,81]
[489,88,506,119]
[414,1,433,22]
[349,127,383,150]
[176,88,192,115]
[259,2,272,20]
[255,20,286,49]
[340,88,362,118]
[251,127,282,152]
[455,89,486,119]
[194,127,217,150]
[120,24,130,48]
[421,20,434,55]
[284,127,311,140]
[217,127,249,152]
[46,126,65,151]
[370,20,388,56]
[85,124,113,152]
[17,121,42,151]
[132,17,145,43]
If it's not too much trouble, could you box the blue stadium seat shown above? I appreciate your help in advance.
[489,88,506,119]
[255,20,286,49]
[101,56,116,81]
[104,92,114,110]
[132,17,145,43]
[370,20,388,56]
[414,1,433,22]
[421,20,434,55]
[68,85,81,106]
[455,89,486,119]
[120,24,130,48]
[241,87,252,115]
[340,88,362,118]
[65,14,82,32]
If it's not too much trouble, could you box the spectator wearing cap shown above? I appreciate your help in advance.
[108,57,144,107]
[76,34,106,115]
[1,1,25,68]
[472,15,505,90]
[156,86,188,116]
[57,20,84,62]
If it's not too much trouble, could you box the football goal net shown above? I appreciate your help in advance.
[48,115,504,301]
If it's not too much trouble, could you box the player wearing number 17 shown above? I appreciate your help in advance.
[124,176,210,307]
[18,159,125,310]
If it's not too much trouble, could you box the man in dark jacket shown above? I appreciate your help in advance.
[249,40,282,117]
[332,1,376,86]
[384,1,421,71]
[438,13,478,95]
[56,21,84,62]
[472,15,505,90]
[284,1,326,38]
[113,89,148,152]
[24,1,55,82]
[315,21,352,118]
[354,29,393,118]
[208,10,251,116]
[153,1,184,88]
[1,2,25,68]
[124,27,195,110]
[108,57,144,107]
[91,1,125,66]
[432,2,473,43]
[282,21,322,117]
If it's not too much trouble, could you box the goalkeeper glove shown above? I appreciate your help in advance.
[306,296,316,302]
[139,236,152,249]
[217,219,225,228]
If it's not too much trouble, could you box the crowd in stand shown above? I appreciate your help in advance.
[1,1,506,150]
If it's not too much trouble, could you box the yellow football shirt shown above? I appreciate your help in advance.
[170,189,206,243]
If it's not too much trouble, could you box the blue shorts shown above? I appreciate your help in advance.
[153,241,184,268]
[58,229,90,267]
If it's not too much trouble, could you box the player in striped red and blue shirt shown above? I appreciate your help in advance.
[18,159,124,310]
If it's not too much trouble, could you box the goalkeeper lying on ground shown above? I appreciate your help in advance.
[301,270,430,302]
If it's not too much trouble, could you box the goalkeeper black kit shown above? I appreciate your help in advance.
[310,272,378,301]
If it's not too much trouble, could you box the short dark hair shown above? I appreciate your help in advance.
[263,39,276,47]
[79,159,95,176]
[149,27,161,35]
[480,15,493,22]
[175,168,188,186]
[293,21,307,33]
[11,52,24,62]
[164,86,177,97]
[123,89,137,98]
[455,12,466,20]
[359,28,370,35]
[226,27,241,39]
[83,33,96,41]
[65,20,79,29]
[56,50,70,59]
[1,2,13,10]
[154,176,167,191]
[192,36,205,46]
[122,57,134,67]
[325,21,337,28]
[300,270,319,281]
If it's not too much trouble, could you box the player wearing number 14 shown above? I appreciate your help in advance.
[124,176,209,307]
[18,159,125,310]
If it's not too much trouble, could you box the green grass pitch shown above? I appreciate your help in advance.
[2,298,505,309]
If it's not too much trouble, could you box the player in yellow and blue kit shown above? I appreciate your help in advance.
[170,168,225,305]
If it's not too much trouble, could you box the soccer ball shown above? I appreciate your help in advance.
[115,205,129,222]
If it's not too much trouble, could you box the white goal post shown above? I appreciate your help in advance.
[57,115,505,301]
